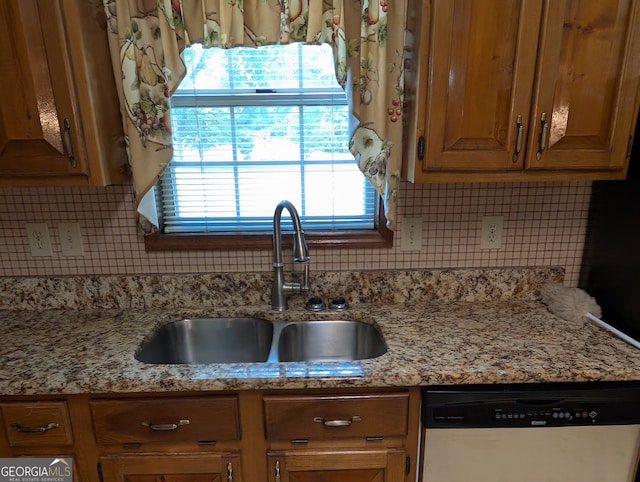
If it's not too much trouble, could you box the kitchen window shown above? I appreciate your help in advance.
[147,43,391,251]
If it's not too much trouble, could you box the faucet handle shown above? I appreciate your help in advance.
[305,297,326,312]
[329,297,349,311]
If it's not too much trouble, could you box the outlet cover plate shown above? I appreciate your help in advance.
[25,223,53,257]
[480,215,504,250]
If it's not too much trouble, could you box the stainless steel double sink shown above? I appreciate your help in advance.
[135,317,387,364]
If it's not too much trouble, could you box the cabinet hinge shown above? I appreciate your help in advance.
[405,455,411,475]
[417,136,425,160]
[97,462,104,482]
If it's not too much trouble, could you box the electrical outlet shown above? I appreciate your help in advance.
[25,223,53,257]
[480,215,504,250]
[58,222,84,256]
[401,217,423,252]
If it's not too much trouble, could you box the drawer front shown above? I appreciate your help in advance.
[263,392,409,441]
[1,401,74,447]
[90,396,240,445]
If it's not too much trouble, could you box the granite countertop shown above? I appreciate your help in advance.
[3,300,640,396]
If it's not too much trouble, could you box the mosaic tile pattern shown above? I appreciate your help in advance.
[0,181,591,284]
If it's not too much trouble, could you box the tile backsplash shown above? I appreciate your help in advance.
[0,180,591,286]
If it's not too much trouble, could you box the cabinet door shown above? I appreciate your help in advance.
[0,0,85,179]
[267,449,406,482]
[263,392,409,442]
[526,0,640,172]
[99,453,240,482]
[1,401,74,448]
[90,396,240,446]
[420,0,542,172]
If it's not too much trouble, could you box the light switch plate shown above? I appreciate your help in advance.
[58,222,84,256]
[401,217,423,252]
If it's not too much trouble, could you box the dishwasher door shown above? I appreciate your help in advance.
[422,425,640,482]
[422,384,640,482]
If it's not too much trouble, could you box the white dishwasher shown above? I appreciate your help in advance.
[421,383,640,482]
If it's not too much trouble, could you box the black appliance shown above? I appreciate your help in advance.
[579,118,640,345]
[423,383,640,429]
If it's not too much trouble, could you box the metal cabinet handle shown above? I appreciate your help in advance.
[141,419,190,431]
[313,415,361,426]
[512,115,524,163]
[536,112,549,160]
[62,118,76,167]
[11,422,59,433]
[227,462,233,482]
[275,460,281,482]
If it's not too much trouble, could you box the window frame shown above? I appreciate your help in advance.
[145,196,392,251]
[145,43,393,251]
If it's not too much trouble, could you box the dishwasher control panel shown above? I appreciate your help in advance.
[423,384,640,428]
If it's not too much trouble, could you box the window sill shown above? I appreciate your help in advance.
[145,198,392,251]
[144,226,393,251]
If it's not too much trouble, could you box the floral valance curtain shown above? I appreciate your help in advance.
[104,0,406,231]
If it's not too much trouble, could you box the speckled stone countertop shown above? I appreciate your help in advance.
[2,268,640,396]
[3,301,640,396]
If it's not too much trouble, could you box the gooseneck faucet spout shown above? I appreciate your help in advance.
[272,200,310,311]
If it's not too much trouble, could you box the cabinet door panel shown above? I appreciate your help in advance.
[263,392,409,441]
[267,449,405,482]
[527,0,640,170]
[0,0,85,178]
[1,401,74,447]
[422,0,541,170]
[90,396,240,445]
[100,453,239,482]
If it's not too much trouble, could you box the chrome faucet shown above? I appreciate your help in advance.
[271,200,310,311]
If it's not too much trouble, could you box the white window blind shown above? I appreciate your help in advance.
[159,43,376,234]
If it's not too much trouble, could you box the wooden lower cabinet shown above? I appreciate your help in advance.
[99,452,241,482]
[0,389,420,482]
[0,400,83,482]
[267,449,406,482]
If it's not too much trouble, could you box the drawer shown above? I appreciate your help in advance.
[90,396,240,445]
[263,392,409,441]
[1,401,74,447]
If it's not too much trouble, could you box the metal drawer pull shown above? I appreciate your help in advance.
[141,419,190,431]
[536,112,549,160]
[313,415,361,426]
[11,422,59,433]
[512,115,523,163]
[63,118,76,166]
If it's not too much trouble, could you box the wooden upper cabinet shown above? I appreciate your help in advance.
[527,0,640,171]
[419,0,541,172]
[404,0,640,182]
[0,0,127,186]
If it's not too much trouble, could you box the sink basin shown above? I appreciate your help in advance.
[277,320,387,362]
[136,318,386,364]
[135,317,274,364]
